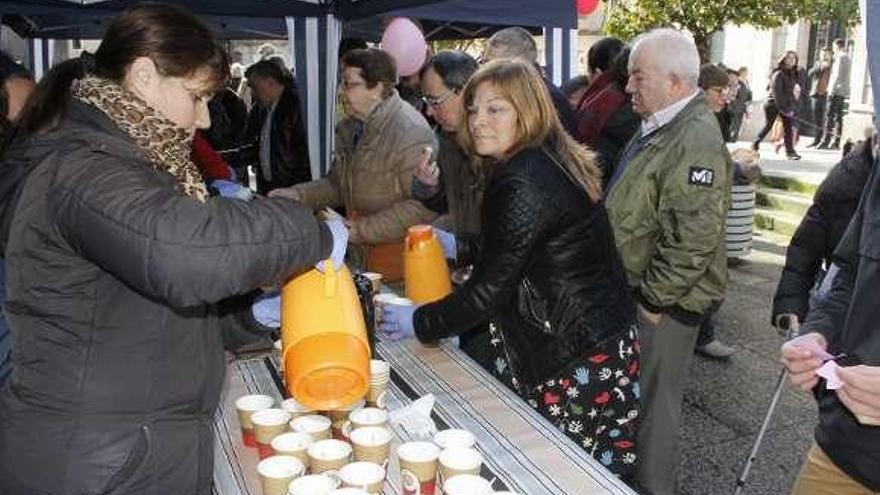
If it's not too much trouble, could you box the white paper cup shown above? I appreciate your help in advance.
[343,407,388,437]
[258,455,306,495]
[271,432,314,465]
[308,439,353,474]
[397,441,440,495]
[339,461,385,494]
[252,409,293,458]
[235,394,276,447]
[282,398,315,419]
[288,474,340,495]
[349,426,393,465]
[434,429,476,450]
[369,360,391,381]
[291,414,332,441]
[362,272,383,293]
[443,474,493,495]
[373,294,398,306]
[438,447,483,486]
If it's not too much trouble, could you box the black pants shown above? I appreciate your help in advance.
[810,94,828,141]
[822,95,846,146]
[755,102,796,154]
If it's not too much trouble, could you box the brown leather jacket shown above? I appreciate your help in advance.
[292,91,437,244]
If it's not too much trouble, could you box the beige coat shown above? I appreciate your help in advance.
[293,91,437,244]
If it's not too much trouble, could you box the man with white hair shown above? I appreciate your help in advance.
[605,28,732,494]
[482,26,577,135]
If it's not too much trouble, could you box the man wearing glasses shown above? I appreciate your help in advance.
[410,50,493,367]
[481,27,578,136]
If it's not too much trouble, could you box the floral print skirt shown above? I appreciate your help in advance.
[488,323,641,479]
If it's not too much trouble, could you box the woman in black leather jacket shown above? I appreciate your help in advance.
[379,60,640,477]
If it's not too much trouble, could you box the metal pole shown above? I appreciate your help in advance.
[734,318,800,495]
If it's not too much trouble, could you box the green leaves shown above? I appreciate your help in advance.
[603,0,859,60]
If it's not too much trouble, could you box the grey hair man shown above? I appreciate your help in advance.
[481,27,577,135]
[605,28,732,494]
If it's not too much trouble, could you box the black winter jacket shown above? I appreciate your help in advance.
[801,148,880,491]
[413,146,636,387]
[240,84,311,194]
[772,140,874,323]
[0,101,331,494]
[769,68,804,114]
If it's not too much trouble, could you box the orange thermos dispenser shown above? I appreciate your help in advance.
[280,261,370,410]
[404,225,453,304]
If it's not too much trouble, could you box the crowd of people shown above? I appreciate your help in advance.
[0,4,877,495]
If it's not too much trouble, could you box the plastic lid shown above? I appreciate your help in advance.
[407,224,434,242]
[285,333,370,410]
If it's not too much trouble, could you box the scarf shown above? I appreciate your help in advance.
[71,76,209,202]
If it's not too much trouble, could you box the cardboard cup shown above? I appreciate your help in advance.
[349,426,393,465]
[343,408,388,438]
[308,439,352,474]
[324,400,365,439]
[257,455,305,495]
[339,461,386,494]
[433,429,476,450]
[270,431,314,466]
[235,394,276,448]
[282,398,315,419]
[438,447,483,487]
[442,474,493,495]
[288,474,340,495]
[291,414,332,441]
[397,441,440,495]
[362,272,383,293]
[252,408,292,459]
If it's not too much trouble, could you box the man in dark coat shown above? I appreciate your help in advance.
[772,139,874,327]
[240,60,311,194]
[481,26,578,136]
[0,51,33,385]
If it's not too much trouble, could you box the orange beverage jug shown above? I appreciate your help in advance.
[281,261,370,410]
[404,225,452,304]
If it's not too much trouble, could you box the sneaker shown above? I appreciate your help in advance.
[696,339,736,359]
[817,142,830,150]
[806,141,820,148]
[787,153,802,160]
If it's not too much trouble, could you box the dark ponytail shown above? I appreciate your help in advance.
[18,3,227,135]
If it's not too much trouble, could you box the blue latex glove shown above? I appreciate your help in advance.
[378,303,418,341]
[210,179,254,201]
[251,292,281,329]
[317,219,349,272]
[434,228,457,260]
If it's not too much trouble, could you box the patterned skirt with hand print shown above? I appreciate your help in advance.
[488,323,641,479]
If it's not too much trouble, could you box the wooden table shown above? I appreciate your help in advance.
[211,337,636,495]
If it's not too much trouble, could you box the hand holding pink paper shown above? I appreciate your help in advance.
[817,361,843,390]
[788,334,834,361]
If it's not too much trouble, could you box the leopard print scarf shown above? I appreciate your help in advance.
[71,76,209,202]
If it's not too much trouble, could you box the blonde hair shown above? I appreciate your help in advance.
[458,59,602,202]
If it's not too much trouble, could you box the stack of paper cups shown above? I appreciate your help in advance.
[367,360,391,409]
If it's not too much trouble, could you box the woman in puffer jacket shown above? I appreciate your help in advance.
[378,60,640,479]
[0,5,346,494]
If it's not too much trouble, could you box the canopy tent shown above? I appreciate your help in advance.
[0,0,580,175]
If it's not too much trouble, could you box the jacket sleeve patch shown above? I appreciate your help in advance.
[688,166,715,187]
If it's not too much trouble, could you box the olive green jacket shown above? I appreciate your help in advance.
[606,95,732,322]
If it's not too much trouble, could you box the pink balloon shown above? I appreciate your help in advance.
[380,18,428,77]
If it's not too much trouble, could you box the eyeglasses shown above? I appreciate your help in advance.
[339,80,366,91]
[422,90,456,108]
